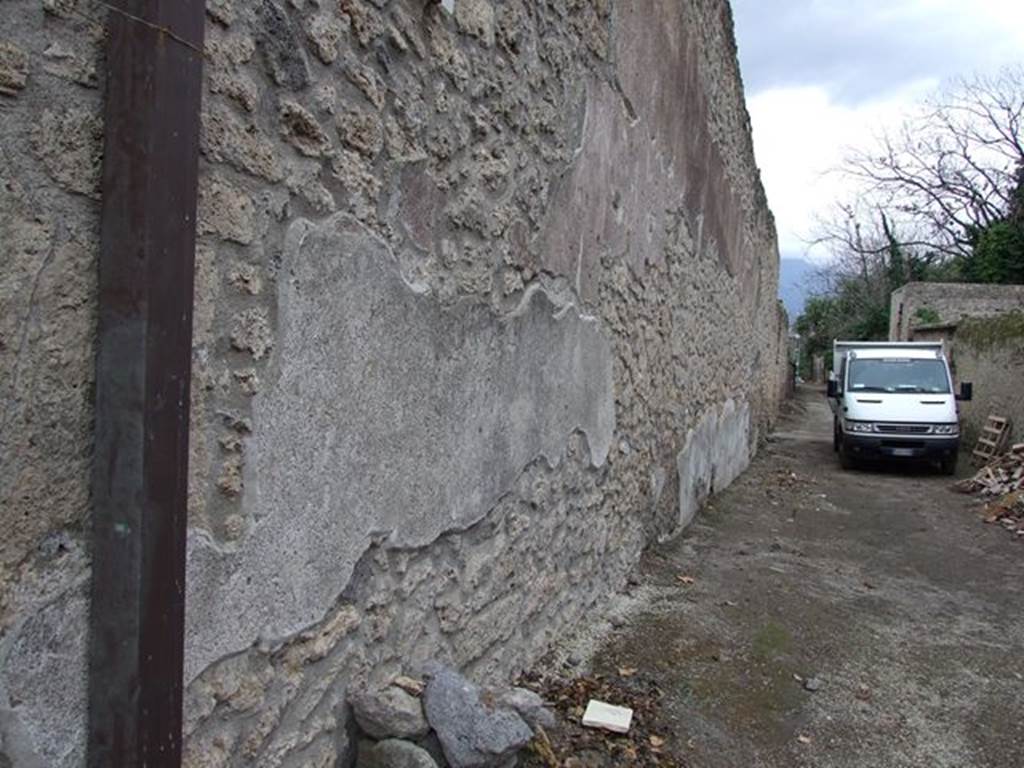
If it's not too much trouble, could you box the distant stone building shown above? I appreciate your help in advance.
[890,283,1024,446]
[889,282,1024,342]
[949,313,1024,446]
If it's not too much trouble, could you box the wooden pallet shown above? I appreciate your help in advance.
[972,415,1011,466]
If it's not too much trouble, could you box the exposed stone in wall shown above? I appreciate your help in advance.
[1,3,103,763]
[0,42,29,96]
[185,214,616,682]
[0,0,786,765]
[199,175,258,244]
[30,108,103,199]
[183,438,643,767]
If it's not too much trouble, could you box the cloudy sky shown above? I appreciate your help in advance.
[730,0,1024,263]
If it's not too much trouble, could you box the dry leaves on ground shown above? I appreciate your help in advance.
[517,670,686,768]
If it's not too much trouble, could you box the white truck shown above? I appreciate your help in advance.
[827,341,972,474]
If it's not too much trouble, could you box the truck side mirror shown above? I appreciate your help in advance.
[826,380,838,398]
[956,382,973,402]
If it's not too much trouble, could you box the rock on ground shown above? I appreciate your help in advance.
[423,665,533,768]
[357,738,439,768]
[494,687,556,731]
[350,685,429,740]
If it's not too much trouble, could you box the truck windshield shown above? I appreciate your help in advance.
[847,358,950,394]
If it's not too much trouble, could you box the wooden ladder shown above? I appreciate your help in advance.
[972,415,1011,466]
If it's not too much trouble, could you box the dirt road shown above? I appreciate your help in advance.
[548,386,1024,767]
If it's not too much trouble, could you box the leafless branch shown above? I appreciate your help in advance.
[836,66,1023,260]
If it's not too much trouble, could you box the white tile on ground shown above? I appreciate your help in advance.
[581,699,633,734]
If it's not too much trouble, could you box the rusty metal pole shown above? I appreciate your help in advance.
[89,1,205,765]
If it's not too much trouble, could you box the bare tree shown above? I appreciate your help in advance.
[811,206,893,314]
[812,199,939,292]
[842,66,1024,260]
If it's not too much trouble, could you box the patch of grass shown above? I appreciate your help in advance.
[913,306,942,326]
[689,653,803,728]
[956,311,1024,351]
[752,621,792,660]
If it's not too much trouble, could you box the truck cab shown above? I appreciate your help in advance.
[827,341,972,474]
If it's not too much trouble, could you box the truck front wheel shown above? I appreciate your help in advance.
[939,454,958,476]
[838,433,855,470]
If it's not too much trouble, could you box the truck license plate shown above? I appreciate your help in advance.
[891,448,915,457]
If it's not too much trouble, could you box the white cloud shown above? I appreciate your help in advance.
[733,0,1024,263]
[734,0,1024,102]
[748,83,932,260]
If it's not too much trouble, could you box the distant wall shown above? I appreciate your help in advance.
[0,1,786,765]
[812,355,826,384]
[948,313,1024,447]
[890,282,1024,341]
[891,282,1024,448]
[776,303,793,400]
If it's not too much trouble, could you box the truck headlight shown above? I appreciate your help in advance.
[933,424,959,435]
[844,420,874,433]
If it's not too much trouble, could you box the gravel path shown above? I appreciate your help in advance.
[554,385,1024,767]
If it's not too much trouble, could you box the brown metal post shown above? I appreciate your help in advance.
[88,1,205,765]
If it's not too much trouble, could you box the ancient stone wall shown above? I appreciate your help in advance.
[0,1,784,765]
[890,281,1024,342]
[1,3,103,765]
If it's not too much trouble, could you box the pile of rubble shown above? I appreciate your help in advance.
[953,444,1024,536]
[352,663,556,768]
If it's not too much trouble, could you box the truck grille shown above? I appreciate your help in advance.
[881,440,925,449]
[875,423,932,435]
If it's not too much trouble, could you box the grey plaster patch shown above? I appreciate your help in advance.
[184,214,615,682]
[0,582,88,768]
[675,399,751,533]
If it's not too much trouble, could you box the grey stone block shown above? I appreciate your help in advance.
[256,0,310,89]
[351,686,429,740]
[423,666,533,768]
[494,688,556,731]
[358,739,439,768]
